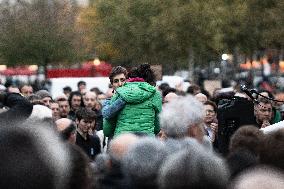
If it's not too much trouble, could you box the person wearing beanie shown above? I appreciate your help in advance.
[35,90,52,108]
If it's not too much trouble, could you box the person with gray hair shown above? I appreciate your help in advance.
[35,90,53,108]
[159,95,206,143]
[91,153,112,188]
[158,143,229,189]
[122,137,168,189]
[0,118,71,189]
[0,118,92,189]
[164,137,202,155]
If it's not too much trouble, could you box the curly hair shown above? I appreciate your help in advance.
[129,63,156,86]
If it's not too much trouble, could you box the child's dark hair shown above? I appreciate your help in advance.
[129,63,156,86]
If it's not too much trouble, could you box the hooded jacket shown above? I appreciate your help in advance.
[103,82,162,137]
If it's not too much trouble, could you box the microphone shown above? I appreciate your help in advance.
[240,85,258,103]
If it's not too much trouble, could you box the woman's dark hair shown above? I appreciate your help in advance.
[128,67,140,78]
[129,63,156,86]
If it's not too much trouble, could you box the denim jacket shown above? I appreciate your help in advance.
[102,97,126,119]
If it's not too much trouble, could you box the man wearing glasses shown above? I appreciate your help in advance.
[204,100,218,142]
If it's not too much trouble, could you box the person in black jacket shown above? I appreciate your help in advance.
[0,92,33,126]
[75,107,101,161]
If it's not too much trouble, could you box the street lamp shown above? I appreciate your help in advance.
[93,58,101,66]
[28,65,38,71]
[222,54,229,61]
[0,65,7,71]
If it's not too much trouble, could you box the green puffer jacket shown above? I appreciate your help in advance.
[103,82,162,137]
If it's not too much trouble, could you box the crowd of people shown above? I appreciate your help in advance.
[0,63,284,188]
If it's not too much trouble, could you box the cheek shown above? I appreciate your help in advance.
[79,124,86,129]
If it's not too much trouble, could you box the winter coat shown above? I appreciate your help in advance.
[103,82,162,137]
[0,93,33,126]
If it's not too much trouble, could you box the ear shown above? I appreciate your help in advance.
[188,124,205,143]
[188,125,197,138]
[75,118,79,125]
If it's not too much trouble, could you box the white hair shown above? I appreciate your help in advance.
[30,121,71,189]
[164,138,201,155]
[122,137,168,188]
[0,119,71,189]
[159,95,205,138]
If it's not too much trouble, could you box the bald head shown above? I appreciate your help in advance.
[55,118,76,144]
[55,118,73,131]
[84,91,97,99]
[83,91,97,110]
[195,93,207,104]
[108,133,139,162]
[164,92,178,103]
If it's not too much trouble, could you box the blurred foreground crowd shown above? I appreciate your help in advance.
[0,64,284,189]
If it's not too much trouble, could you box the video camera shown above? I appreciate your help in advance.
[217,96,255,155]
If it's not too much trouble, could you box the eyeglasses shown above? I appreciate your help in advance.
[113,78,126,83]
[205,110,215,114]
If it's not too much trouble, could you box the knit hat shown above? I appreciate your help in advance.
[35,90,52,99]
